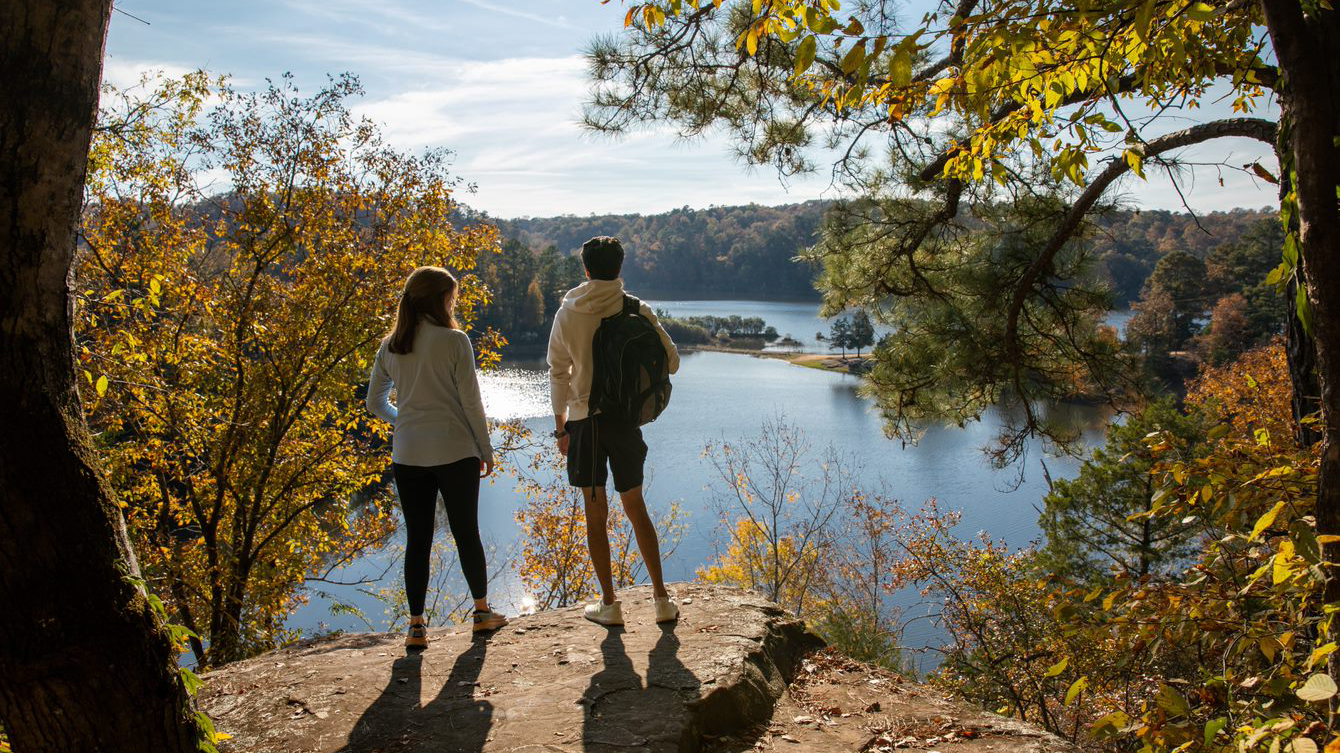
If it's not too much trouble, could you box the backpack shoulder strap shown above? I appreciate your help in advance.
[622,294,639,316]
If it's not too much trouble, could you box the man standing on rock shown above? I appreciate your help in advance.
[547,236,681,626]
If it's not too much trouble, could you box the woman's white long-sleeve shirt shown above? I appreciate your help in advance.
[366,324,495,467]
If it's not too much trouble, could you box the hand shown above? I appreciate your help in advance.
[558,434,570,457]
[480,459,495,478]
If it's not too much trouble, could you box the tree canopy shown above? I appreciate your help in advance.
[583,0,1288,455]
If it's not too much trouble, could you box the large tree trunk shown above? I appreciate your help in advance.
[1261,0,1340,684]
[0,2,203,750]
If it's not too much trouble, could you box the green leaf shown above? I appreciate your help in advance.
[1291,520,1321,564]
[180,667,204,696]
[1044,657,1069,677]
[1297,673,1338,701]
[1156,683,1190,717]
[1185,1,1216,21]
[1296,284,1313,334]
[1091,710,1129,738]
[1065,676,1088,705]
[794,35,817,76]
[1250,500,1286,541]
[890,47,912,87]
[1203,717,1227,747]
[840,40,866,74]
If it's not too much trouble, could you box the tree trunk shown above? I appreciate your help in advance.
[0,2,203,751]
[1261,0,1340,685]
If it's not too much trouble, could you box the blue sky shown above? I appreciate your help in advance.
[104,0,1280,219]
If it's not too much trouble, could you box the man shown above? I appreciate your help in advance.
[548,236,680,625]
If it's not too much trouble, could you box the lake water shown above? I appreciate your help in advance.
[288,300,1113,667]
[646,298,1135,352]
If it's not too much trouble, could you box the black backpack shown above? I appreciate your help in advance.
[589,295,673,426]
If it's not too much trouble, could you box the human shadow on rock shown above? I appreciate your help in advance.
[339,651,423,752]
[583,624,701,752]
[339,636,493,753]
[426,634,493,753]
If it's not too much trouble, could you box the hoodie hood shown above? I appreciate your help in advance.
[561,278,626,316]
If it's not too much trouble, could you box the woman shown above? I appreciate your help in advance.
[367,266,508,648]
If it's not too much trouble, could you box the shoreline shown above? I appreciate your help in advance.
[680,343,873,373]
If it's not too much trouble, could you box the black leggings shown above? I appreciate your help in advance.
[392,458,487,615]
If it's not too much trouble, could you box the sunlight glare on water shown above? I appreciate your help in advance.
[479,368,552,421]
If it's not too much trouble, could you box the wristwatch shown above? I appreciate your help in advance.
[551,429,568,439]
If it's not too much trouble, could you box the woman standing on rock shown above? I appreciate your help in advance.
[367,266,508,648]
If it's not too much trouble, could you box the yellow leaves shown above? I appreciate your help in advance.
[1273,539,1296,585]
[1064,675,1088,705]
[1044,656,1069,677]
[1123,147,1146,179]
[1305,642,1337,671]
[1251,500,1287,541]
[928,77,956,116]
[94,374,109,397]
[1184,1,1218,22]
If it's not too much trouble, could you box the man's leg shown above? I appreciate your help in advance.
[617,485,669,599]
[581,486,617,605]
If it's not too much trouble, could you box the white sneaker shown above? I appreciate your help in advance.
[653,596,679,623]
[584,600,624,626]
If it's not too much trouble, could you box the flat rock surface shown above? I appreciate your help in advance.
[201,584,817,753]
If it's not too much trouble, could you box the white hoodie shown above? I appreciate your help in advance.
[547,278,680,421]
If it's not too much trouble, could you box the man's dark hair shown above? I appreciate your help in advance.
[581,236,624,281]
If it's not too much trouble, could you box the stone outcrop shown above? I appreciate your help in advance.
[199,584,1076,752]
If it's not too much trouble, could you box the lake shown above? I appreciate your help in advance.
[646,298,1135,352]
[288,300,1113,667]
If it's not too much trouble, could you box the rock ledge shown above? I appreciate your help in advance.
[200,584,1076,752]
[202,584,819,752]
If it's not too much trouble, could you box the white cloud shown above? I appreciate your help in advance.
[105,7,1282,219]
[344,54,838,216]
[100,58,197,90]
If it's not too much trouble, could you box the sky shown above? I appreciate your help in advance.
[103,0,1280,219]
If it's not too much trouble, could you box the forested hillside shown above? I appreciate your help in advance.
[494,203,1273,305]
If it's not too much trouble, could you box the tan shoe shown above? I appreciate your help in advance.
[405,621,428,649]
[472,608,509,633]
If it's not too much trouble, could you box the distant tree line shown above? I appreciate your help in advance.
[485,202,1272,308]
[497,202,830,299]
[474,238,586,345]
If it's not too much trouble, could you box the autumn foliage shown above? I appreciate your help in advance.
[920,344,1331,751]
[76,72,500,666]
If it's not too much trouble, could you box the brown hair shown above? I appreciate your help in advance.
[387,266,459,354]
